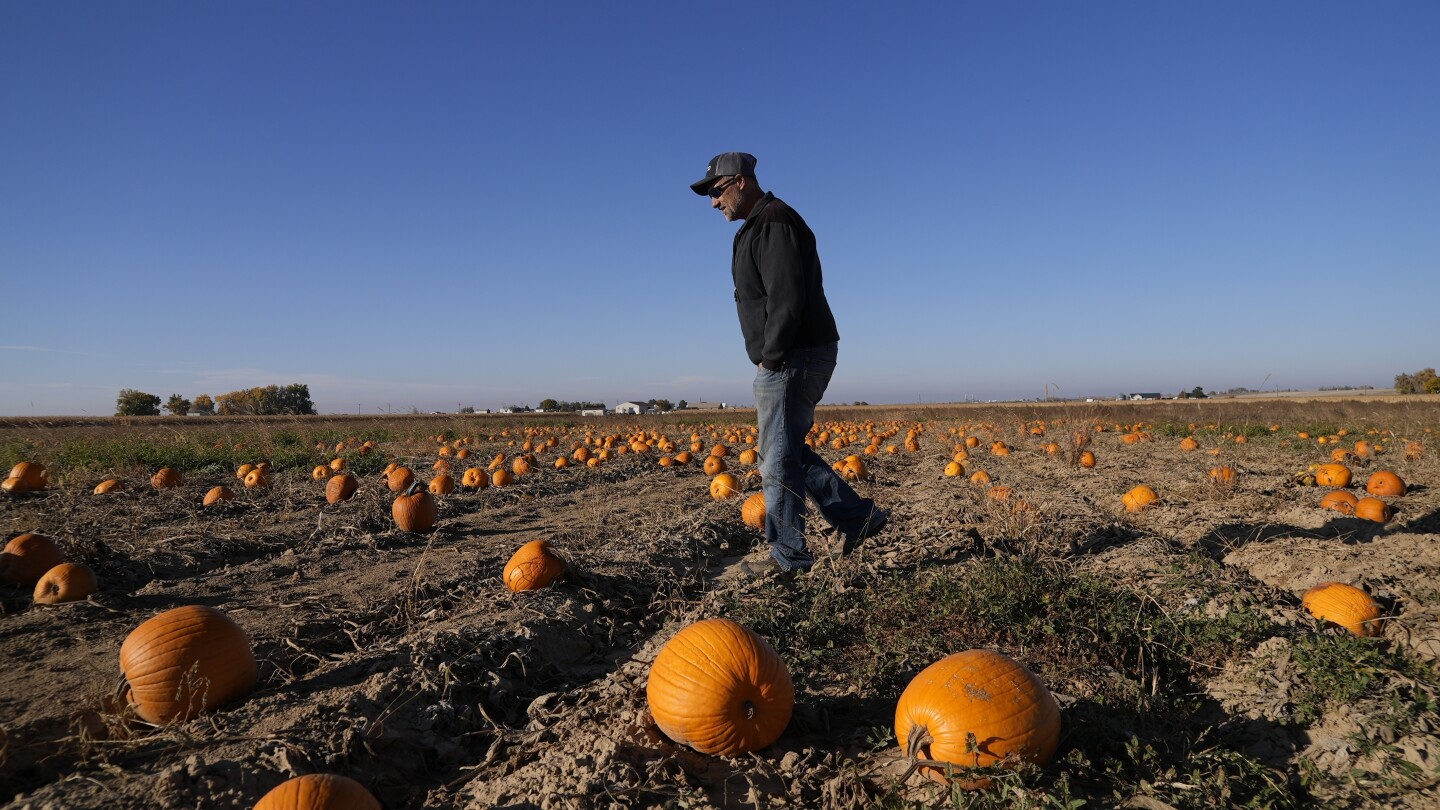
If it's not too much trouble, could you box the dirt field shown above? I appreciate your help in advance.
[2,399,1438,809]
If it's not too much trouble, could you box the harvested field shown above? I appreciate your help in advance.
[2,399,1439,809]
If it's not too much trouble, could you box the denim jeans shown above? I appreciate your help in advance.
[752,342,876,570]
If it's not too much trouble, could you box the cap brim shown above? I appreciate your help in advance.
[690,175,720,196]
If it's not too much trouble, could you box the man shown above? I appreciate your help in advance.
[690,152,887,576]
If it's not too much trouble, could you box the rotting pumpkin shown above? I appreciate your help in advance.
[502,539,566,592]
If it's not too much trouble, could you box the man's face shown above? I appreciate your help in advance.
[708,176,743,221]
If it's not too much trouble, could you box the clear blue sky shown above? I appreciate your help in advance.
[4,2,1437,415]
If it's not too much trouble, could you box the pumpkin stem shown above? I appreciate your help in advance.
[403,481,424,497]
[904,723,932,762]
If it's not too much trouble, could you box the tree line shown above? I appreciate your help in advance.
[116,384,316,416]
[1394,368,1439,395]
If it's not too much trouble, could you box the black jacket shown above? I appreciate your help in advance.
[731,193,840,367]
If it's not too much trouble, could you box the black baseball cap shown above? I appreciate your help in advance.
[690,152,757,195]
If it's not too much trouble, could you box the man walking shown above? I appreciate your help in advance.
[691,152,887,576]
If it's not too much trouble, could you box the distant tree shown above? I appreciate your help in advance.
[1395,368,1437,395]
[539,398,559,411]
[165,394,192,416]
[459,406,476,414]
[1190,386,1206,399]
[191,394,215,415]
[116,389,161,416]
[649,399,674,412]
[677,399,688,410]
[215,383,316,415]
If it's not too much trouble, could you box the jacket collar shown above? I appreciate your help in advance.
[736,191,775,236]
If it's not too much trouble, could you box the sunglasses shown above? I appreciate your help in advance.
[708,176,739,198]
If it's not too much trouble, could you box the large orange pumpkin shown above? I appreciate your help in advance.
[120,605,257,724]
[151,467,183,489]
[386,466,415,493]
[253,773,381,810]
[1319,490,1358,515]
[1354,496,1392,523]
[741,492,766,529]
[502,539,565,592]
[3,461,48,494]
[203,485,235,506]
[0,533,66,587]
[33,562,98,604]
[709,473,740,500]
[1313,463,1352,488]
[646,618,794,756]
[325,473,358,504]
[895,649,1061,782]
[1122,485,1159,513]
[1364,470,1406,497]
[392,483,437,532]
[703,455,728,476]
[1301,582,1383,637]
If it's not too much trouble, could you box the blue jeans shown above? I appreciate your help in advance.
[752,342,876,570]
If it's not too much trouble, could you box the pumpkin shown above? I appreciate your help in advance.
[243,468,270,489]
[386,466,415,493]
[253,773,381,810]
[1122,485,1159,513]
[1319,490,1359,515]
[1364,470,1406,498]
[203,485,235,506]
[1208,466,1237,485]
[709,473,740,500]
[393,482,437,532]
[1354,496,1392,523]
[673,451,693,465]
[120,605,256,724]
[325,473,358,504]
[328,458,347,472]
[490,469,514,487]
[741,492,767,529]
[33,562,98,604]
[94,478,124,494]
[236,463,256,480]
[986,485,1013,501]
[311,465,331,481]
[3,461,48,494]
[841,455,869,482]
[646,618,794,756]
[488,453,507,471]
[151,467,183,489]
[703,455,728,476]
[1301,582,1383,637]
[0,533,66,587]
[429,474,456,495]
[512,456,533,476]
[943,461,964,478]
[461,468,488,489]
[738,448,759,465]
[1179,437,1199,451]
[710,443,730,458]
[969,470,992,485]
[502,539,565,591]
[1078,451,1096,469]
[1313,463,1352,488]
[990,442,1011,456]
[894,649,1060,783]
